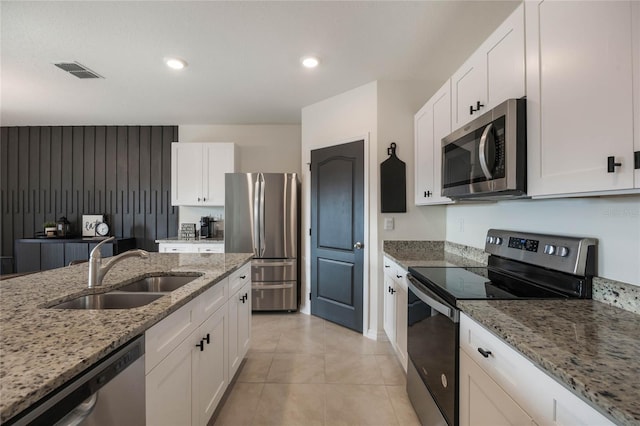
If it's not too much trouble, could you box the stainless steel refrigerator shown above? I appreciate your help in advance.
[225,173,300,311]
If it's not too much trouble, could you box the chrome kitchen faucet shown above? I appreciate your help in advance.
[88,237,149,288]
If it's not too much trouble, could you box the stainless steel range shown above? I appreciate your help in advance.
[406,229,597,426]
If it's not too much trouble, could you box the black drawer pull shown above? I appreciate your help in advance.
[196,340,204,351]
[477,347,492,358]
[204,333,210,344]
[240,275,246,279]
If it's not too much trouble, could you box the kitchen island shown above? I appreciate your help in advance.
[0,252,253,423]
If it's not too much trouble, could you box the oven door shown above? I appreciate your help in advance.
[407,275,459,426]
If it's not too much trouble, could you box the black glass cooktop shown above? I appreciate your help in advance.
[408,266,569,306]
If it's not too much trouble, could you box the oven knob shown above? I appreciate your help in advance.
[544,244,556,255]
[557,246,569,257]
[487,236,496,244]
[495,237,503,245]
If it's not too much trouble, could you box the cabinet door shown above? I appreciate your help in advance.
[40,243,64,270]
[452,53,486,129]
[485,4,525,109]
[202,143,235,206]
[414,80,452,205]
[459,350,533,426]
[64,243,88,266]
[414,80,453,205]
[526,0,635,196]
[15,242,40,273]
[383,274,396,344]
[172,143,204,206]
[414,101,434,205]
[146,333,195,426]
[194,305,228,426]
[394,276,408,371]
[228,282,251,379]
[634,2,640,188]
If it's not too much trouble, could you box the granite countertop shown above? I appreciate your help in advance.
[0,252,252,423]
[382,240,487,269]
[460,300,640,425]
[156,238,224,244]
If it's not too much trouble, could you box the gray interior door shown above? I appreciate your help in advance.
[310,140,364,332]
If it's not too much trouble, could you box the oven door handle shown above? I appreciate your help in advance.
[408,275,459,323]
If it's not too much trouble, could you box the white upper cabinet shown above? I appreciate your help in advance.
[171,142,236,206]
[451,4,525,130]
[633,2,640,189]
[414,79,454,205]
[526,0,638,196]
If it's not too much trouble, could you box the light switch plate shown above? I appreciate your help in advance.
[384,217,394,230]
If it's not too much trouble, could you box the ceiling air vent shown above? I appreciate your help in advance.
[53,62,104,79]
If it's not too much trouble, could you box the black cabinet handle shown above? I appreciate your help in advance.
[424,190,432,198]
[384,264,390,268]
[607,156,622,173]
[634,151,639,170]
[203,197,206,202]
[204,333,210,344]
[470,101,485,115]
[196,340,204,351]
[388,286,392,293]
[396,274,402,279]
[476,101,484,111]
[240,275,246,279]
[470,105,475,115]
[477,347,492,358]
[390,288,396,295]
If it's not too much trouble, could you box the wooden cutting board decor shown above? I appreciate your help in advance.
[380,142,406,213]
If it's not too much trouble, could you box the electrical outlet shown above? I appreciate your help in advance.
[384,217,394,230]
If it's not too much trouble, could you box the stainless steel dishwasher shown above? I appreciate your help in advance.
[9,335,145,426]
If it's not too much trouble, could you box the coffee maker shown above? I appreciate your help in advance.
[200,216,212,239]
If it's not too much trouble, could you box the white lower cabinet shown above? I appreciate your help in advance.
[460,313,613,426]
[460,351,533,426]
[228,281,251,379]
[145,267,251,426]
[158,242,224,253]
[382,256,408,371]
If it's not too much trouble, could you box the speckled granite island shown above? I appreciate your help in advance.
[383,240,640,426]
[0,252,253,423]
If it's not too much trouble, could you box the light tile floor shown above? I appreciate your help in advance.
[212,313,421,426]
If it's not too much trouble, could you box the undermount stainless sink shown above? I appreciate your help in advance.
[116,275,201,293]
[50,293,164,310]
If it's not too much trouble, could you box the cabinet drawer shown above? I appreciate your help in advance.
[159,244,195,253]
[146,296,200,374]
[383,256,407,285]
[198,244,224,254]
[198,278,228,320]
[229,263,251,295]
[251,259,296,282]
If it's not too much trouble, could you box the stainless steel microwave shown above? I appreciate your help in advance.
[441,98,526,200]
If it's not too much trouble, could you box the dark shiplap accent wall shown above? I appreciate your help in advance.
[0,126,178,266]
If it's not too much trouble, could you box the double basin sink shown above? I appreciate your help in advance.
[50,275,202,310]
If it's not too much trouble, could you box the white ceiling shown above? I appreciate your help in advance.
[1,1,519,126]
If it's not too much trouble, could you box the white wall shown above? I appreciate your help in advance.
[301,81,378,336]
[377,81,447,242]
[176,124,301,232]
[301,80,447,339]
[445,195,640,285]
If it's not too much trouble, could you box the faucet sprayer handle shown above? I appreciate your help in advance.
[90,236,116,260]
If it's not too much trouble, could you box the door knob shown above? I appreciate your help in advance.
[353,242,364,250]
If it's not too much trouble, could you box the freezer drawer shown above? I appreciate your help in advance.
[252,259,297,282]
[252,281,296,311]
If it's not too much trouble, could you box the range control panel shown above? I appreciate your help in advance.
[484,229,597,277]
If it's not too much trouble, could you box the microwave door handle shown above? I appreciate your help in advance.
[479,123,494,180]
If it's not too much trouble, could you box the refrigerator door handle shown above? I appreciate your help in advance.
[253,176,261,256]
[259,173,266,257]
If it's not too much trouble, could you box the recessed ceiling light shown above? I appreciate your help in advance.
[165,57,187,70]
[301,56,319,68]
